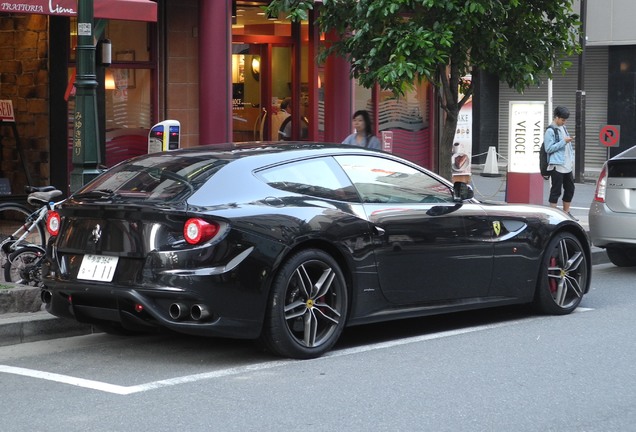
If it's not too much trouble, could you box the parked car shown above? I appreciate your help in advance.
[589,145,636,266]
[42,142,591,359]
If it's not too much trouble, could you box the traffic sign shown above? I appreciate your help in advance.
[599,125,620,147]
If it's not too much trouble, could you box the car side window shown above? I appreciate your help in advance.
[257,157,359,202]
[334,155,453,204]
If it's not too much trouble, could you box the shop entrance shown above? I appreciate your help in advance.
[231,43,294,142]
[231,2,310,142]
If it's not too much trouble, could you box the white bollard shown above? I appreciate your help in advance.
[481,146,501,177]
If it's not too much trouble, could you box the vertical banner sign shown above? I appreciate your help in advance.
[508,101,545,173]
[381,131,393,153]
[452,80,473,176]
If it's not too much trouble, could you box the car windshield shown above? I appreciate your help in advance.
[74,153,229,203]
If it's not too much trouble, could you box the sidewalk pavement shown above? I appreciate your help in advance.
[0,168,609,347]
[0,286,96,346]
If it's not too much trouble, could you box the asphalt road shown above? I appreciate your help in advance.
[0,261,634,432]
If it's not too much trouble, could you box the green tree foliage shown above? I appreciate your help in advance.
[267,0,581,179]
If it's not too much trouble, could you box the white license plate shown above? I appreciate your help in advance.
[77,254,119,282]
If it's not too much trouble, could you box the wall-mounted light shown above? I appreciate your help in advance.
[104,69,116,90]
[98,39,112,66]
[251,57,260,81]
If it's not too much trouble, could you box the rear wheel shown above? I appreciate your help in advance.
[4,246,45,286]
[259,249,348,359]
[535,232,589,315]
[606,246,636,267]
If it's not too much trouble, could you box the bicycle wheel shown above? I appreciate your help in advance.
[4,246,45,286]
[0,203,46,248]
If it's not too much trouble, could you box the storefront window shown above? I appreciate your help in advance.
[354,79,431,167]
[68,18,154,167]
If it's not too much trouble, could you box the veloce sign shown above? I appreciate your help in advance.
[508,101,545,174]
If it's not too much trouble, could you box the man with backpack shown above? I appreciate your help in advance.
[543,105,577,220]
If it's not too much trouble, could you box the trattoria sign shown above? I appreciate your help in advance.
[0,0,157,22]
[1,1,76,16]
[508,101,545,174]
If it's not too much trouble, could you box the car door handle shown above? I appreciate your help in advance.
[373,226,385,236]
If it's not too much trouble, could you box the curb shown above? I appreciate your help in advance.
[0,311,96,347]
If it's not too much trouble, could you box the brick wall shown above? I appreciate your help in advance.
[0,14,49,194]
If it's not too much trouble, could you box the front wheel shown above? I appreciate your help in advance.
[535,232,589,315]
[259,249,348,359]
[4,246,45,286]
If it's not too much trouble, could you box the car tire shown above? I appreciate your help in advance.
[606,246,636,267]
[259,249,348,359]
[535,232,588,315]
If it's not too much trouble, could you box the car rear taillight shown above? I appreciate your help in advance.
[184,218,219,245]
[47,210,61,236]
[593,165,608,203]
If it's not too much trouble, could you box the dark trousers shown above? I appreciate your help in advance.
[549,170,575,204]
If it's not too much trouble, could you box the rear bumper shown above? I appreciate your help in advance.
[42,275,266,339]
[588,201,636,248]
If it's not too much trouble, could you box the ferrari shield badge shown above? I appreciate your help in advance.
[492,221,501,237]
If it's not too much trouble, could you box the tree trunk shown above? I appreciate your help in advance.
[436,61,473,181]
[439,110,459,181]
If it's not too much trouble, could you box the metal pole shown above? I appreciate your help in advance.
[70,0,101,193]
[574,0,587,183]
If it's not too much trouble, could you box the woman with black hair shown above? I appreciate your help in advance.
[342,110,381,149]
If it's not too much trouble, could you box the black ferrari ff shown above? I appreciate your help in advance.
[42,143,591,359]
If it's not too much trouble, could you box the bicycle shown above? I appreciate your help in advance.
[0,186,63,286]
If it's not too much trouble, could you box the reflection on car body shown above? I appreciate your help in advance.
[42,142,591,359]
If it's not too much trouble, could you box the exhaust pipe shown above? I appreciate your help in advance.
[169,303,189,320]
[191,304,210,321]
[41,290,52,305]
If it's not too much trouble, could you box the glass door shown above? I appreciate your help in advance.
[232,44,263,142]
[232,44,293,142]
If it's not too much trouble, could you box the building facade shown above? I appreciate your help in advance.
[4,0,627,198]
[0,0,433,198]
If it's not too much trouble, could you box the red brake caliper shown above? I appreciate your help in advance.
[549,257,558,293]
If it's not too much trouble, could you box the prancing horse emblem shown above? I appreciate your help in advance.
[91,224,102,244]
[492,221,501,237]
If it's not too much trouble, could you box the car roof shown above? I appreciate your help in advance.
[168,141,376,160]
[142,141,410,172]
[611,145,636,160]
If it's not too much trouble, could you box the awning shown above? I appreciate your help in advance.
[0,0,157,22]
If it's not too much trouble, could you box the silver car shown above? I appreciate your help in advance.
[589,146,636,266]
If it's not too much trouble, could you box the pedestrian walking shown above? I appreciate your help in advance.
[544,105,577,220]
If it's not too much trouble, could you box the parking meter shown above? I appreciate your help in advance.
[148,120,181,153]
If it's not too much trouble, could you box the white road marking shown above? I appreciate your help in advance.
[0,309,593,395]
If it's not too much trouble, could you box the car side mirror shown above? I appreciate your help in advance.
[453,182,474,201]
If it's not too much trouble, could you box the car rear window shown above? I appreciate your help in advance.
[74,153,229,203]
[608,160,636,178]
